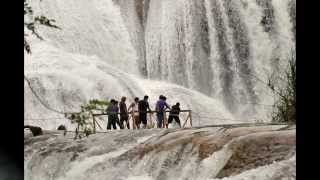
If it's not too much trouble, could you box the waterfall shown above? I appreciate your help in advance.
[24,0,295,129]
[24,1,296,179]
[144,0,295,116]
[147,0,295,117]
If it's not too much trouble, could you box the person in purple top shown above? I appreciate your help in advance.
[155,95,170,128]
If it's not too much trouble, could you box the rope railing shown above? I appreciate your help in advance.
[59,122,292,135]
[192,111,268,123]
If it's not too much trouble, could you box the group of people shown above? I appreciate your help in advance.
[106,95,181,130]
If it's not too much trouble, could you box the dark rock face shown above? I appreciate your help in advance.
[24,125,43,136]
[57,125,67,131]
[216,131,295,178]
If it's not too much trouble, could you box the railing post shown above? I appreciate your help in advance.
[92,114,96,133]
[163,110,166,128]
[189,110,192,127]
[148,111,153,129]
[182,114,189,128]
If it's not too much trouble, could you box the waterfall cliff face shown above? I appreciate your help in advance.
[24,0,295,129]
[24,125,296,180]
[144,0,295,113]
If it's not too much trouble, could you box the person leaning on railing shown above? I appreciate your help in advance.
[155,95,170,128]
[168,102,181,128]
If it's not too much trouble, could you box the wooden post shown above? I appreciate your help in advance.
[92,114,96,133]
[163,110,168,128]
[75,123,80,140]
[189,110,192,127]
[148,112,153,129]
[182,113,190,128]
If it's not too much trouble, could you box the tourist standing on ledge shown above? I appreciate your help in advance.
[128,97,140,129]
[119,96,130,129]
[155,95,170,128]
[138,95,152,129]
[114,100,122,129]
[106,99,118,130]
[168,102,181,128]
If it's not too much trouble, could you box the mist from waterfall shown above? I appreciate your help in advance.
[24,0,295,129]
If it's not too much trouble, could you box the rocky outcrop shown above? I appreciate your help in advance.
[24,124,295,180]
[24,125,43,136]
[216,130,295,178]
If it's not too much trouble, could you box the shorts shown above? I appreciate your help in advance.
[168,115,180,125]
[120,114,129,122]
[139,113,147,125]
[133,115,140,125]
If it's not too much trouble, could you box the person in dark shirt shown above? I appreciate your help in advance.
[138,95,152,129]
[168,102,181,127]
[114,100,122,129]
[106,99,119,130]
[119,96,129,129]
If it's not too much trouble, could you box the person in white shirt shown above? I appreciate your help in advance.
[128,97,140,129]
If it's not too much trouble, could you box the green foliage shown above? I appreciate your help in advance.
[268,52,296,123]
[65,99,110,139]
[24,0,61,54]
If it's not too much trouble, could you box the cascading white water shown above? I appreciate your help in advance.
[24,1,296,179]
[24,125,296,180]
[24,0,295,128]
[145,0,295,117]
